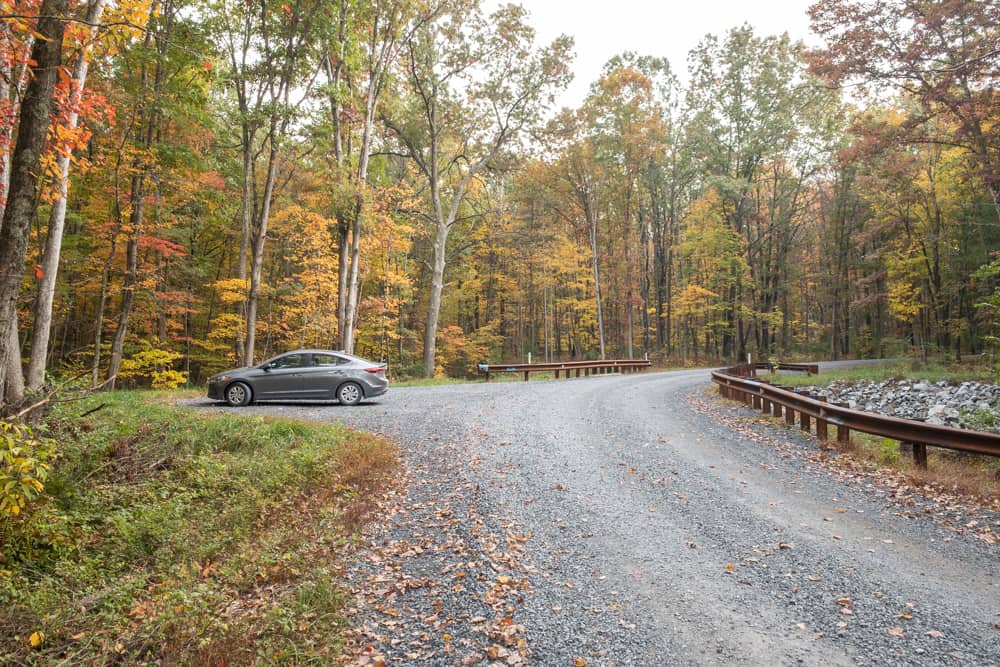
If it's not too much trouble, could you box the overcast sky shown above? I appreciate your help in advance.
[486,0,820,109]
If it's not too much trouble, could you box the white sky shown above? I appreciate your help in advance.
[488,0,820,109]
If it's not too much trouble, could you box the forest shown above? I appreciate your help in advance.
[0,0,998,407]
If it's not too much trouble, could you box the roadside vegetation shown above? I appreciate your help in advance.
[755,359,1000,502]
[0,392,398,664]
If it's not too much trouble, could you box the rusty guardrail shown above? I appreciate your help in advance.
[712,364,1000,468]
[479,358,651,382]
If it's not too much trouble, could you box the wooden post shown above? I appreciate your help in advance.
[762,397,771,414]
[800,410,810,432]
[913,443,928,469]
[772,400,782,418]
[816,398,828,441]
[785,404,796,425]
[523,370,529,381]
[838,424,850,445]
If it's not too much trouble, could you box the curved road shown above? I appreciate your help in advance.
[195,368,999,665]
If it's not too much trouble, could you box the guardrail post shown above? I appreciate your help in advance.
[785,403,795,425]
[900,441,928,469]
[772,398,782,418]
[523,370,529,381]
[816,397,829,441]
[761,395,771,414]
[800,408,811,433]
[838,424,850,445]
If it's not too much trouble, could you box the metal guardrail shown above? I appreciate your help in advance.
[712,364,1000,468]
[479,359,652,381]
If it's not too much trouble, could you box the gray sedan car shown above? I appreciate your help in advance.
[207,349,388,406]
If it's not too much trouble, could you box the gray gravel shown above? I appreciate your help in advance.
[188,368,1000,666]
[795,378,1000,431]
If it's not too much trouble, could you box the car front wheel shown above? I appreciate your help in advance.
[225,381,253,407]
[337,381,363,406]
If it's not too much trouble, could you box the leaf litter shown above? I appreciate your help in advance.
[343,438,534,666]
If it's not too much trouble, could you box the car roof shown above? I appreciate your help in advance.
[272,349,374,362]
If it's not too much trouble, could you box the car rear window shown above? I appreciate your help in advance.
[312,353,350,366]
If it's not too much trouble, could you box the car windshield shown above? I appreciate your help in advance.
[266,354,307,369]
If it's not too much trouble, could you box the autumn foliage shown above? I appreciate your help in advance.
[0,0,997,404]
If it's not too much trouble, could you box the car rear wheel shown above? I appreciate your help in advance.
[225,381,252,407]
[338,381,363,406]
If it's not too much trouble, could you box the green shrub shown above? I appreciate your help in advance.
[0,421,57,517]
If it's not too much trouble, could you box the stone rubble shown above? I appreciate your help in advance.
[794,379,1000,433]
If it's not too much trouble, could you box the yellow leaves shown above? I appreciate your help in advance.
[1,421,56,517]
[118,346,188,388]
[573,658,588,666]
[212,278,251,306]
[29,631,44,648]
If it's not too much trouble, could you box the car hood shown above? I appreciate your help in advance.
[209,365,256,380]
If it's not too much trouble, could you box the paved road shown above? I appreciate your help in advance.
[193,368,999,665]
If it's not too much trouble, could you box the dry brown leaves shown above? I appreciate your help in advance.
[694,389,1000,547]
[342,441,535,666]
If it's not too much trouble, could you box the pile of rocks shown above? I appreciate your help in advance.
[797,379,1000,432]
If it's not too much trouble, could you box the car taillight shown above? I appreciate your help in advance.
[364,367,384,373]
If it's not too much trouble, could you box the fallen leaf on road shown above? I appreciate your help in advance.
[926,629,945,638]
[574,659,588,667]
[835,597,852,607]
[778,541,795,549]
[724,563,736,572]
[887,627,905,637]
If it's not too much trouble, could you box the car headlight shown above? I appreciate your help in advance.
[214,374,231,383]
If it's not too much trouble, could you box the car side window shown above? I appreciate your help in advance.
[311,353,341,366]
[271,354,305,369]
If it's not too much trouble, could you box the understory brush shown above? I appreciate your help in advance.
[0,392,398,664]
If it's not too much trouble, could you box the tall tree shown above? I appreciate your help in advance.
[26,0,110,392]
[0,0,67,408]
[383,0,571,375]
[808,0,1000,223]
[212,0,325,365]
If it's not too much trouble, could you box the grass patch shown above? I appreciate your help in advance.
[839,432,1000,501]
[0,391,398,664]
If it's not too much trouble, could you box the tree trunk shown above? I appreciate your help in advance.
[0,0,66,407]
[4,314,24,405]
[588,209,606,360]
[26,0,107,392]
[244,135,279,365]
[237,134,253,365]
[105,179,144,388]
[341,69,379,354]
[422,218,449,375]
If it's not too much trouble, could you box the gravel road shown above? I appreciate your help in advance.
[189,367,1000,666]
